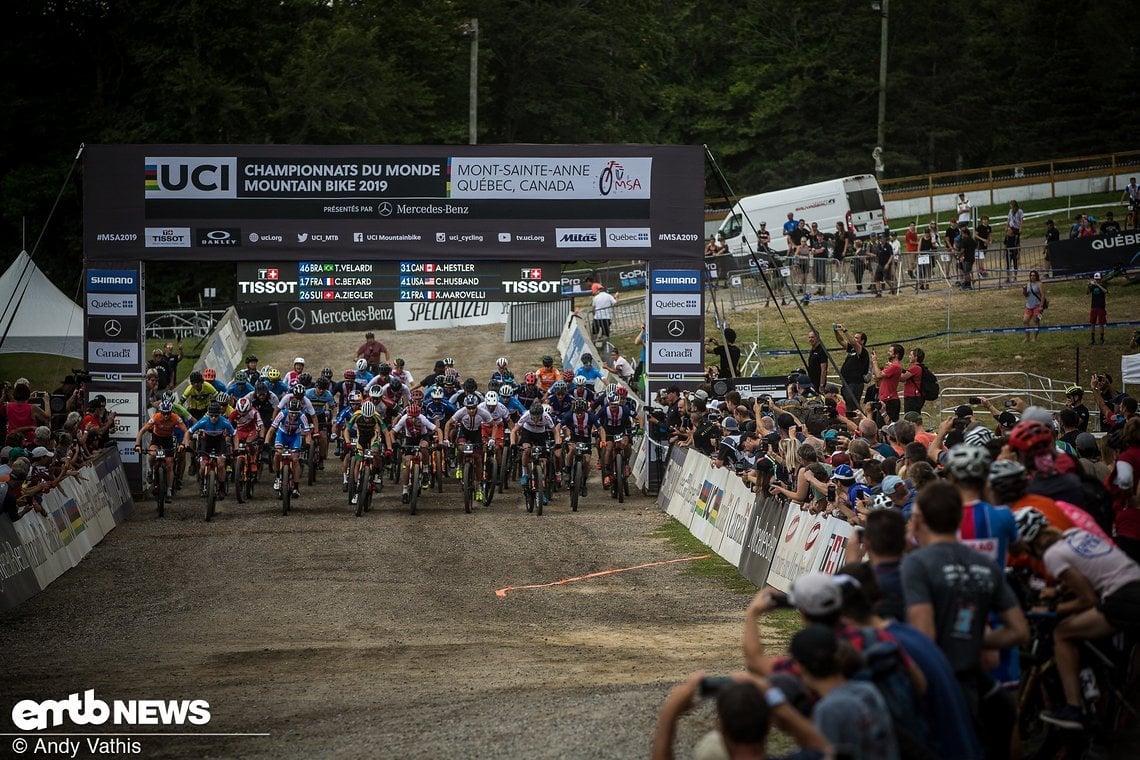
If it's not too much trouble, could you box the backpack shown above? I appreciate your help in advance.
[1074,466,1116,537]
[918,363,940,401]
[853,628,930,750]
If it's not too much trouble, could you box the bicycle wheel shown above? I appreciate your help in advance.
[524,462,536,514]
[235,458,246,504]
[463,461,473,514]
[535,460,545,516]
[282,466,292,515]
[205,470,217,521]
[483,451,497,507]
[307,441,318,485]
[570,461,582,513]
[615,452,625,503]
[155,464,167,518]
[434,450,444,493]
[409,462,421,516]
[498,449,509,493]
[355,464,369,517]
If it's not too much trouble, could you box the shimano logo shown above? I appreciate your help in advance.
[12,690,211,731]
[655,276,697,285]
[90,277,134,285]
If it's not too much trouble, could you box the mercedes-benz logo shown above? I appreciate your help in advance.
[667,319,685,338]
[378,202,393,217]
[287,307,306,331]
[104,319,122,337]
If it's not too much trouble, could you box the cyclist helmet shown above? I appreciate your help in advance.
[245,354,258,363]
[233,369,247,383]
[361,401,376,417]
[464,394,479,408]
[387,376,402,391]
[293,357,305,366]
[377,362,391,375]
[348,391,362,404]
[407,403,422,418]
[316,376,330,390]
[562,369,574,382]
[868,492,896,512]
[1008,421,1054,453]
[344,369,356,380]
[573,375,587,387]
[189,370,204,384]
[215,392,231,407]
[356,358,369,372]
[608,393,621,405]
[206,401,222,417]
[321,367,333,379]
[832,464,856,482]
[530,401,544,417]
[411,388,425,402]
[496,357,509,369]
[498,384,513,397]
[944,443,993,481]
[161,390,176,403]
[616,385,629,398]
[571,398,587,413]
[158,400,174,414]
[551,381,567,394]
[541,355,554,367]
[1014,508,1050,544]
[265,367,282,381]
[368,386,383,400]
[542,403,553,416]
[395,357,405,368]
[963,425,994,447]
[291,383,306,397]
[442,375,457,389]
[443,357,455,367]
[484,391,500,407]
[203,368,217,381]
[524,372,537,385]
[287,398,303,413]
[430,387,444,400]
[298,372,313,387]
[463,378,477,393]
[988,458,1027,485]
[235,397,251,414]
[581,352,593,364]
[1065,385,1084,397]
[254,381,269,395]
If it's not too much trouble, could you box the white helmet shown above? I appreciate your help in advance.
[573,375,587,387]
[945,443,993,481]
[356,358,368,371]
[542,403,552,416]
[293,357,305,366]
[496,357,509,369]
[484,391,499,407]
[361,401,376,417]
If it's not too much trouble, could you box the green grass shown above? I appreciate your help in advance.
[145,335,270,386]
[0,352,80,392]
[652,517,758,594]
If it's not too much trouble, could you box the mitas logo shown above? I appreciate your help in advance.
[145,157,237,199]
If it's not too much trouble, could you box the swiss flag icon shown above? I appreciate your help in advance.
[266,269,279,280]
[323,290,335,300]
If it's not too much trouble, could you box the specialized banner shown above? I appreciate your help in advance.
[84,145,704,262]
[394,301,507,331]
[1047,230,1140,274]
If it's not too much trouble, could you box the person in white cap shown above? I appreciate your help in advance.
[1087,271,1108,345]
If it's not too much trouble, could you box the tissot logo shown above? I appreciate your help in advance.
[145,157,237,198]
[555,227,601,248]
[144,227,191,248]
[196,228,240,247]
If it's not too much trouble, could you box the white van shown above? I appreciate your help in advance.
[717,175,886,254]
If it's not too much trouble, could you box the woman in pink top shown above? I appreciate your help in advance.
[3,384,51,445]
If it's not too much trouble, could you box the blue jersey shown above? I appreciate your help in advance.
[189,416,236,436]
[270,410,311,435]
[561,411,598,439]
[548,393,573,417]
[269,379,289,397]
[575,365,603,383]
[305,388,336,418]
[424,398,458,423]
[959,500,1019,567]
[516,384,542,406]
[226,381,254,397]
[335,406,357,426]
[502,396,527,417]
[208,379,227,393]
[356,369,374,384]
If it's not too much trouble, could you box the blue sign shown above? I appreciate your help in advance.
[651,269,701,293]
[87,269,138,293]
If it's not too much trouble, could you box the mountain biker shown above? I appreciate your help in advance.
[424,387,458,425]
[391,357,414,387]
[575,353,604,383]
[306,377,336,467]
[284,357,306,388]
[226,370,255,398]
[263,366,288,397]
[449,378,484,408]
[599,392,635,490]
[135,400,188,499]
[490,357,514,389]
[1015,507,1140,730]
[497,383,527,418]
[512,401,560,503]
[390,402,440,503]
[353,358,374,385]
[561,398,600,497]
[201,368,225,393]
[245,381,280,429]
[229,396,264,455]
[188,402,236,498]
[335,391,363,489]
[375,374,410,423]
[266,398,311,500]
[516,372,542,408]
[570,374,596,408]
[181,370,218,421]
[535,355,560,393]
[942,444,1020,567]
[444,394,494,496]
[547,381,573,418]
[478,391,513,496]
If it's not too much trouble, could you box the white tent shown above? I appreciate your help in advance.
[1123,353,1140,387]
[0,251,84,357]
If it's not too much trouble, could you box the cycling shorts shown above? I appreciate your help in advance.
[400,433,431,448]
[480,423,505,440]
[235,427,260,444]
[520,429,548,448]
[199,435,227,456]
[275,430,302,451]
[355,429,379,449]
[456,429,484,446]
[150,435,176,455]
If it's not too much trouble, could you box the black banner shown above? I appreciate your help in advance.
[1047,230,1140,274]
[237,302,397,335]
[0,515,41,609]
[736,496,787,589]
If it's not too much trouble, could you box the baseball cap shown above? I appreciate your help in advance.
[821,429,838,441]
[902,411,924,424]
[30,447,51,459]
[664,386,680,395]
[693,389,709,402]
[829,452,852,468]
[722,417,739,432]
[1020,405,1054,426]
[955,404,973,418]
[831,464,856,482]
[1093,272,1102,280]
[795,374,811,388]
[822,382,840,394]
[1074,432,1099,455]
[881,474,904,494]
[788,573,843,616]
[997,411,1019,430]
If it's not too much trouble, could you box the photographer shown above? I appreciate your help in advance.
[691,408,722,457]
[706,328,741,379]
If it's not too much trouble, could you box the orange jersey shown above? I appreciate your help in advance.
[147,413,185,438]
[535,367,560,392]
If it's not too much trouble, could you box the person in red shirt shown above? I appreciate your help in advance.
[870,343,904,423]
[904,222,920,283]
[354,332,389,373]
[900,346,926,415]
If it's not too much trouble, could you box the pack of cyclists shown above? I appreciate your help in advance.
[134,350,641,517]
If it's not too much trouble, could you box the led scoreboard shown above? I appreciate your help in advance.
[236,261,562,302]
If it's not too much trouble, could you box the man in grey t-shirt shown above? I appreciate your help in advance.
[901,481,1027,759]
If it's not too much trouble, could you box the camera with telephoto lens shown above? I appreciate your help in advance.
[72,369,92,385]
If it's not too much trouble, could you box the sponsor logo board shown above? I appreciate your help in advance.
[604,227,651,247]
[196,228,241,247]
[555,227,601,248]
[145,157,237,198]
[650,295,702,316]
[87,341,140,366]
[650,269,701,293]
[648,341,703,365]
[87,269,138,293]
[143,227,191,248]
[86,294,139,316]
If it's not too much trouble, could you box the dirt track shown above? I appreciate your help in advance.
[1,327,751,759]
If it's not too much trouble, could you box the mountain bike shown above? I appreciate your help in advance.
[481,440,503,507]
[278,448,299,516]
[605,433,630,503]
[565,440,593,513]
[523,442,553,516]
[307,428,323,486]
[233,439,259,503]
[401,444,429,516]
[197,444,226,522]
[141,442,178,518]
[352,447,379,517]
[454,440,481,514]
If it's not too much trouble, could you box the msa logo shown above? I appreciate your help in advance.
[196,229,240,247]
[144,157,237,198]
[555,227,601,248]
[143,227,191,248]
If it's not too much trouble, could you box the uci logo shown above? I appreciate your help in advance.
[145,157,237,199]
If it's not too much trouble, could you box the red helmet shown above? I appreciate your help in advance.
[411,388,425,401]
[616,385,628,398]
[344,369,356,380]
[524,372,537,385]
[1008,421,1054,452]
[202,368,217,381]
[562,369,574,382]
[407,403,422,417]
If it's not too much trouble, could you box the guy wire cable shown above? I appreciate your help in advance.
[0,144,85,352]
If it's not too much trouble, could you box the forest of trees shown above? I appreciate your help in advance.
[2,0,1137,301]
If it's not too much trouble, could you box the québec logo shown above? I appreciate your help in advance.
[12,690,211,731]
